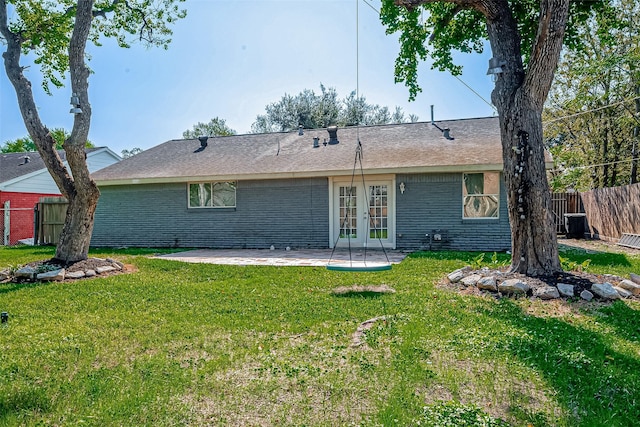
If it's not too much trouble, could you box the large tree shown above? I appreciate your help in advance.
[251,83,418,133]
[381,0,607,275]
[182,117,236,139]
[1,0,185,263]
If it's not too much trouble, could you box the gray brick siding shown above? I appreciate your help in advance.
[395,173,511,251]
[91,178,329,249]
[92,173,511,251]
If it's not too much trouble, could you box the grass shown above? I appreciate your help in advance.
[0,245,639,426]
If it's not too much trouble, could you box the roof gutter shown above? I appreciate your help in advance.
[94,163,510,186]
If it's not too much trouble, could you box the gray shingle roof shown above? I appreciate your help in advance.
[0,148,106,185]
[93,117,513,185]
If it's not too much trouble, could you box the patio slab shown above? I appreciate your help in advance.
[154,248,408,267]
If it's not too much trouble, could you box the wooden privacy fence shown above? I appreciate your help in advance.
[34,197,68,245]
[550,192,583,234]
[580,183,640,241]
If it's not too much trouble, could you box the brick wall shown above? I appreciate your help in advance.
[0,191,60,245]
[395,173,511,252]
[92,179,330,249]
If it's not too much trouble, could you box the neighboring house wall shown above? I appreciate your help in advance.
[0,191,59,245]
[395,173,511,252]
[91,178,330,248]
[2,149,120,194]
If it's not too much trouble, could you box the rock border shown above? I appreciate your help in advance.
[1,258,126,283]
[446,266,640,302]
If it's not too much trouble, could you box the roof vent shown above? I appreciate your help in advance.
[442,128,454,140]
[19,155,30,166]
[298,125,304,136]
[313,137,320,148]
[327,126,339,145]
[194,136,209,153]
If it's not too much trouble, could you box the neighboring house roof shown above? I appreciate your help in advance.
[93,117,547,186]
[0,147,121,191]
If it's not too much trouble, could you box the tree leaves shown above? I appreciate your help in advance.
[4,0,186,93]
[250,84,418,133]
[182,118,236,139]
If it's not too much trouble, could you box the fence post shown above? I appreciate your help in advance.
[3,200,9,246]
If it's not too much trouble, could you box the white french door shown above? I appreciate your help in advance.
[331,177,395,248]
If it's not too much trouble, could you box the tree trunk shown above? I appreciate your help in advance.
[485,0,566,275]
[1,0,98,263]
[499,101,561,275]
[54,181,100,264]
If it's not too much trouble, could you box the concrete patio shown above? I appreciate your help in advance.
[154,248,408,267]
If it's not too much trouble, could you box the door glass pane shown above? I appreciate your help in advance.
[369,185,388,239]
[339,186,357,238]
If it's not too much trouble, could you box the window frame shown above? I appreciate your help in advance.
[462,172,500,220]
[188,181,237,209]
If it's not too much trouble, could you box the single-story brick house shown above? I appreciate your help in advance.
[0,147,120,245]
[92,117,545,251]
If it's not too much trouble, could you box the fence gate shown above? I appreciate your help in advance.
[550,192,583,234]
[35,197,68,245]
[3,201,9,246]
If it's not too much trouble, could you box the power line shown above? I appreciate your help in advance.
[361,0,379,14]
[543,96,640,126]
[552,157,640,172]
[452,75,497,112]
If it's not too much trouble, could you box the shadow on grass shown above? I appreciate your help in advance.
[490,299,640,425]
[0,386,50,423]
[559,247,632,268]
[332,291,387,299]
[411,249,634,269]
[0,280,51,295]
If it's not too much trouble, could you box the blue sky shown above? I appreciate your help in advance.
[0,0,496,155]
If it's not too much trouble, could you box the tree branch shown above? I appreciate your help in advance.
[394,0,495,18]
[66,0,95,189]
[523,0,570,109]
[1,0,75,197]
[429,4,465,42]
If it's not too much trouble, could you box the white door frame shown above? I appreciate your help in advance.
[328,175,396,249]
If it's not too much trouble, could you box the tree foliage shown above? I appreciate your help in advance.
[544,0,640,191]
[380,0,608,100]
[1,0,185,262]
[1,128,94,153]
[251,84,418,133]
[121,147,143,159]
[182,117,236,139]
[380,0,607,276]
[3,0,186,94]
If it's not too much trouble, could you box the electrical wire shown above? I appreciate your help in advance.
[361,0,379,15]
[551,157,640,172]
[543,96,640,126]
[452,75,497,112]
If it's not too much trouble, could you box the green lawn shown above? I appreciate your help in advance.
[1,246,639,426]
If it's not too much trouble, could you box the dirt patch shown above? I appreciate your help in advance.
[559,236,640,256]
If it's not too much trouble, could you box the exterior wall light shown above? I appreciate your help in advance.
[69,93,82,114]
[399,182,406,194]
[487,57,506,81]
